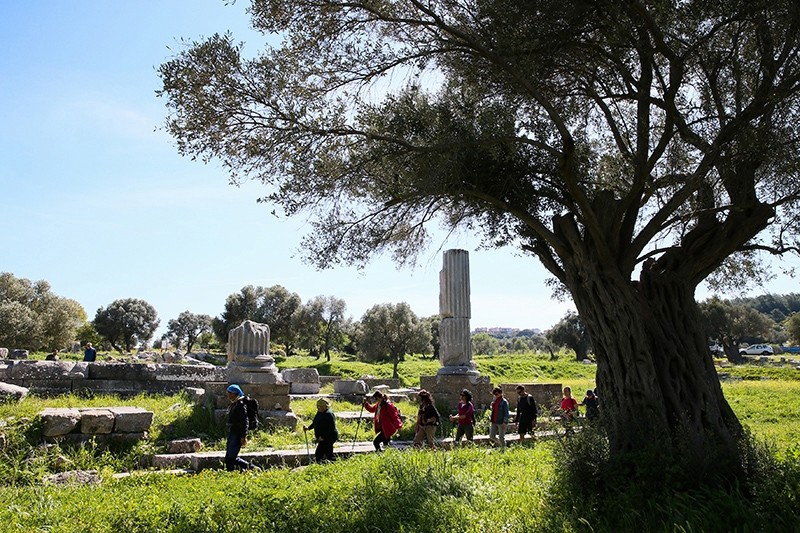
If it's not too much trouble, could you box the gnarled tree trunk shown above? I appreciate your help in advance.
[566,257,743,476]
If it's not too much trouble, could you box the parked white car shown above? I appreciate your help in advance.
[739,344,774,355]
[709,344,723,355]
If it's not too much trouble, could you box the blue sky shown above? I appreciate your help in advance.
[0,2,795,338]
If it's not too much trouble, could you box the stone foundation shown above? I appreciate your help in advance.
[497,383,564,411]
[1,360,226,397]
[39,406,153,444]
[420,374,494,411]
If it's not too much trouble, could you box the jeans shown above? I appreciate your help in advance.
[225,433,254,471]
[489,423,506,449]
[454,424,474,445]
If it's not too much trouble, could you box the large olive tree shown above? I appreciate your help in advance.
[159,1,800,480]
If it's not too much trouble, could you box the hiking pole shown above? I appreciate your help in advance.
[352,394,366,451]
[303,428,311,464]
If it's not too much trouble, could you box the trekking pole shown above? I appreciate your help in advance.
[352,395,366,451]
[303,428,311,464]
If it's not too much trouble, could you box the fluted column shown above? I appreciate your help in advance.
[438,249,478,375]
[226,320,283,384]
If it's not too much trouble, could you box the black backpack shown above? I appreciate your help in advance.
[242,396,259,430]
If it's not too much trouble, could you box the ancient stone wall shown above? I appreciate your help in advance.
[0,360,226,397]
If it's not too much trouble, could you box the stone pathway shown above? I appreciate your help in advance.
[149,429,562,472]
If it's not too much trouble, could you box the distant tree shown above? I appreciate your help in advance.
[0,301,40,349]
[357,302,430,378]
[471,332,500,356]
[422,315,440,360]
[294,296,347,360]
[213,285,301,351]
[546,312,591,361]
[785,313,800,346]
[0,272,86,350]
[93,298,159,352]
[257,285,302,353]
[212,285,263,346]
[75,322,102,348]
[167,311,212,353]
[700,297,774,363]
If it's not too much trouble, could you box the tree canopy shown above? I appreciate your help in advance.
[93,298,159,352]
[357,302,430,378]
[167,310,212,353]
[159,0,800,483]
[0,272,86,351]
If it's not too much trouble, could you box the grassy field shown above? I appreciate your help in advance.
[0,351,798,532]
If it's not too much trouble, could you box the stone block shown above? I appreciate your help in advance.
[153,453,194,469]
[361,377,401,390]
[22,379,74,395]
[0,362,10,381]
[0,381,28,402]
[11,360,76,381]
[184,387,206,403]
[79,409,115,434]
[87,363,157,380]
[40,408,82,437]
[283,368,321,394]
[166,438,202,454]
[67,362,89,379]
[420,374,494,411]
[107,407,154,433]
[151,364,224,382]
[109,432,148,444]
[333,379,368,395]
[0,348,8,358]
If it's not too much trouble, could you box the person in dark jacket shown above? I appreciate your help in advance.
[83,342,96,362]
[225,384,255,471]
[515,385,538,444]
[303,398,339,462]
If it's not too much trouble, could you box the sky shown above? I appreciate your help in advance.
[0,2,796,338]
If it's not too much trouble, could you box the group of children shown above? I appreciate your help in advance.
[226,382,601,469]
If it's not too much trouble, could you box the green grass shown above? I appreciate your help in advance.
[1,351,799,531]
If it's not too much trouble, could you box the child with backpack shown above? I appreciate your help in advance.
[449,389,475,446]
[412,389,440,450]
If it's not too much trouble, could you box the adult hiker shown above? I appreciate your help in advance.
[363,390,403,451]
[581,389,600,421]
[225,384,256,471]
[412,389,440,450]
[449,389,475,446]
[83,342,96,362]
[303,398,339,462]
[489,386,510,450]
[515,385,538,444]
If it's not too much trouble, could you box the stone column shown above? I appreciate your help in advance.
[438,249,478,375]
[226,320,283,384]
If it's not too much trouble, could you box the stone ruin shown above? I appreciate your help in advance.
[205,320,297,430]
[39,406,154,445]
[421,249,493,409]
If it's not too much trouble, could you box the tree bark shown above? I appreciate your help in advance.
[566,258,743,477]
